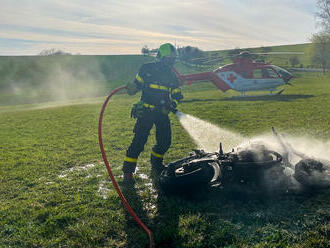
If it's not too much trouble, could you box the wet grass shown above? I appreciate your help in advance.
[1,72,330,247]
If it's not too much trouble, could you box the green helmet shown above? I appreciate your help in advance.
[157,43,177,59]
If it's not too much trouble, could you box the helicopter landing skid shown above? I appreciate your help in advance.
[276,89,285,95]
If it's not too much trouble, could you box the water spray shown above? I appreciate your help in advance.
[175,111,245,152]
[98,86,154,248]
[174,112,330,190]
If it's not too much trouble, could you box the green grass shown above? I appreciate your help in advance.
[1,72,330,247]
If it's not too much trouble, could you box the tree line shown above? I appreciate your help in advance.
[311,0,330,73]
[141,45,203,62]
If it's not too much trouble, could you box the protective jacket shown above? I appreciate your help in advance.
[123,61,183,174]
[134,61,183,109]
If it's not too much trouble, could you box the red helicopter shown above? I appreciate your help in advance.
[172,51,303,96]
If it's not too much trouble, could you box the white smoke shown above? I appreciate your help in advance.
[239,134,330,164]
[176,111,330,161]
[2,56,108,106]
[176,112,330,190]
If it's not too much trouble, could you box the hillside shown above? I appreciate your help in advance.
[0,43,314,106]
[0,55,154,105]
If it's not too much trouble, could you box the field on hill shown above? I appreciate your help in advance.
[1,70,330,247]
[0,43,315,107]
[0,55,153,106]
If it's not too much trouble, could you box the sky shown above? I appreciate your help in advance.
[0,0,319,55]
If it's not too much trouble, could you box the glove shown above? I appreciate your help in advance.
[169,101,178,113]
[160,101,177,114]
[130,101,145,118]
[175,92,184,102]
[126,82,138,95]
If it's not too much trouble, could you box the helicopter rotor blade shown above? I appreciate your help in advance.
[190,56,225,62]
[201,57,226,64]
[179,50,305,67]
[249,52,304,55]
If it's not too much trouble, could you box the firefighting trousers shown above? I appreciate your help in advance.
[123,110,171,173]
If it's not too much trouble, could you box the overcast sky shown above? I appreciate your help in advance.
[0,0,318,55]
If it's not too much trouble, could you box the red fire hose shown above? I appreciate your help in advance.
[98,85,154,248]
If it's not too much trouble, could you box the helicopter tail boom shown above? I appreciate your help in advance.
[172,69,231,92]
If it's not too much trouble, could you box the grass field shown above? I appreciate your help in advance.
[1,70,330,247]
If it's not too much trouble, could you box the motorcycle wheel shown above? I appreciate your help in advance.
[159,161,220,192]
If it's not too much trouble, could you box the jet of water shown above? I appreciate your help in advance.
[176,111,246,152]
[176,111,330,189]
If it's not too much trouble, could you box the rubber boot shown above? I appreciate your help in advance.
[122,173,135,186]
[150,154,164,176]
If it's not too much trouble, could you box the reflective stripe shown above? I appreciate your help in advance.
[136,74,144,83]
[151,150,164,158]
[124,156,138,163]
[143,103,155,108]
[172,88,181,94]
[148,84,170,91]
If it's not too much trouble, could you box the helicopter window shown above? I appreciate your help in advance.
[263,68,279,78]
[252,69,263,78]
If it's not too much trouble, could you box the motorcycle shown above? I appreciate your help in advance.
[159,128,330,193]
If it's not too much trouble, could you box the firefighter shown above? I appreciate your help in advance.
[122,43,183,185]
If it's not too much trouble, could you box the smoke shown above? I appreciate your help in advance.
[1,56,108,106]
[176,112,330,190]
[42,62,107,101]
[240,134,330,164]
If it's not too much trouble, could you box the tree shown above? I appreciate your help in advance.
[39,48,71,56]
[228,47,242,57]
[289,56,300,67]
[150,48,158,56]
[141,45,150,56]
[316,0,330,33]
[177,46,203,63]
[310,32,330,73]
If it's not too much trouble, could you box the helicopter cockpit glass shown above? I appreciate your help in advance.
[252,68,280,79]
[263,68,279,78]
[271,65,293,82]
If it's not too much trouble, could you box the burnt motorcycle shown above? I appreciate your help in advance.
[159,128,330,193]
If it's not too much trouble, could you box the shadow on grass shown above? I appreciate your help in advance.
[121,178,329,247]
[121,179,182,248]
[151,185,329,247]
[182,94,314,103]
[121,186,153,248]
[148,174,182,248]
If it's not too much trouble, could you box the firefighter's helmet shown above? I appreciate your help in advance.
[157,43,177,59]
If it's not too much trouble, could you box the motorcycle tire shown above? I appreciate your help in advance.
[159,161,220,192]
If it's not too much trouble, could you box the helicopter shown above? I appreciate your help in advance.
[172,51,304,96]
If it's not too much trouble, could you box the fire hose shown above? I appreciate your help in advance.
[98,85,154,248]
